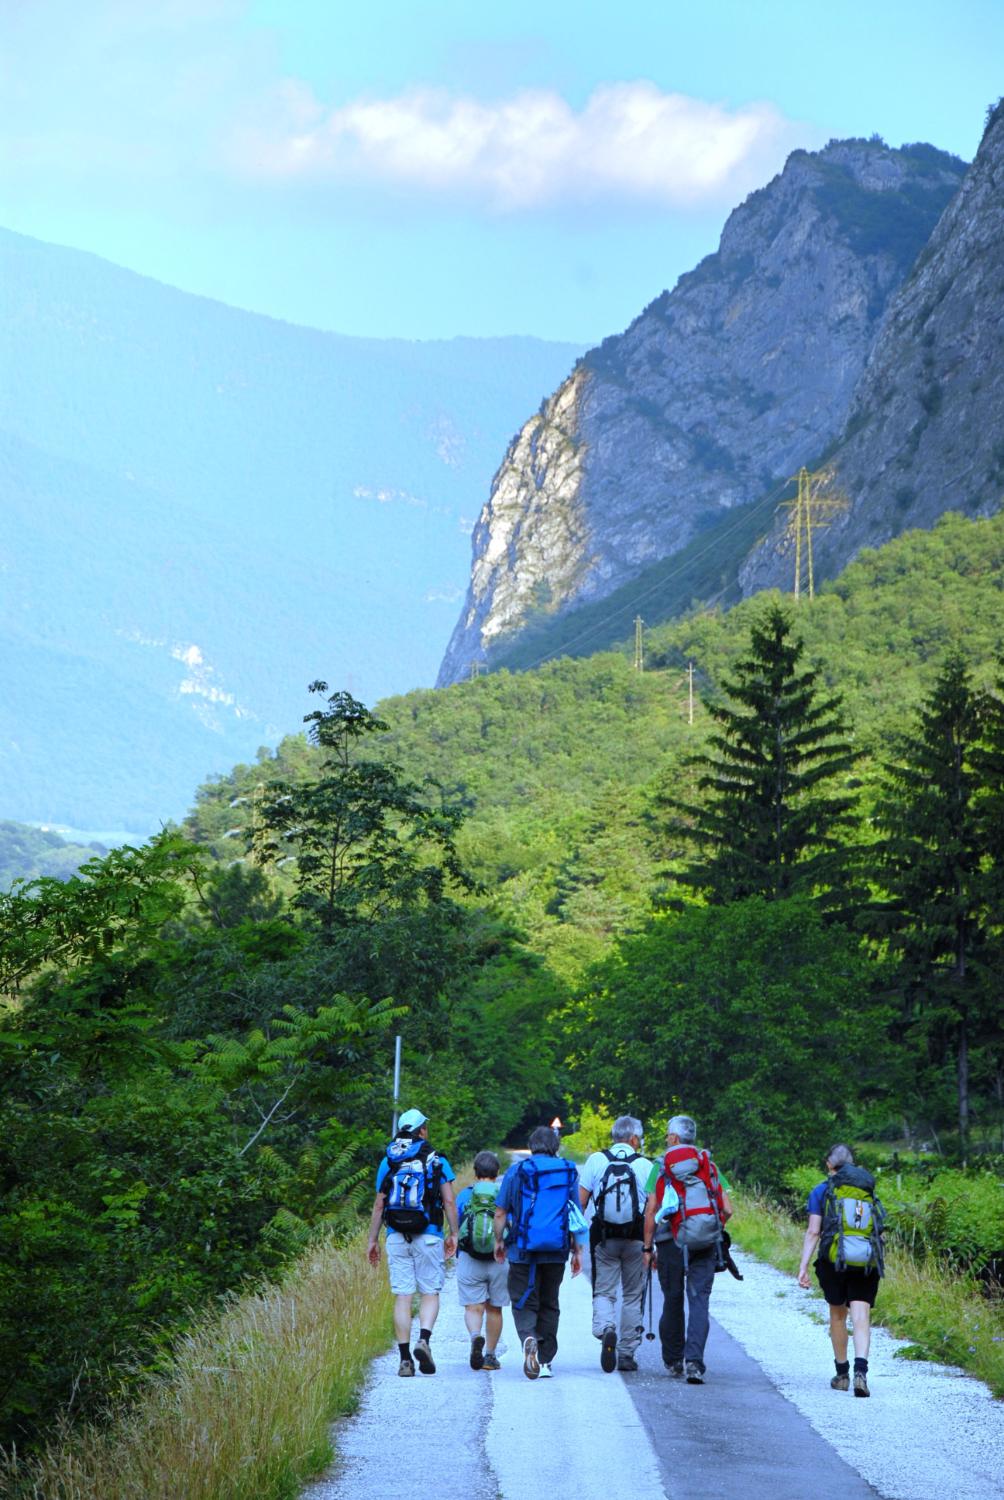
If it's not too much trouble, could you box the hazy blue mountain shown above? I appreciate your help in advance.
[0,229,582,831]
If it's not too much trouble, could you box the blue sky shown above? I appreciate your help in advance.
[2,0,1000,344]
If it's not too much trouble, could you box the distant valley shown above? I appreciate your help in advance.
[0,229,582,832]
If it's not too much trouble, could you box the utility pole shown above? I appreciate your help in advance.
[391,1034,402,1137]
[634,616,644,672]
[778,466,850,600]
[688,661,695,726]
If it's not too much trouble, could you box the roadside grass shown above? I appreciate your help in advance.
[0,1231,390,1500]
[730,1187,1004,1398]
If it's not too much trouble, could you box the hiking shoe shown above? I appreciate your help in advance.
[398,1356,415,1377]
[664,1361,684,1378]
[413,1338,436,1375]
[617,1354,639,1372]
[482,1352,501,1371]
[538,1362,553,1378]
[685,1361,705,1384]
[831,1373,850,1391]
[470,1334,486,1371]
[522,1335,540,1380]
[600,1325,618,1373]
[854,1371,870,1398]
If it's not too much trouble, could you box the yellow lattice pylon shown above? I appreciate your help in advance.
[778,467,850,600]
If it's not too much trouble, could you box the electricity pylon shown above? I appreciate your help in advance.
[634,616,644,671]
[779,467,850,600]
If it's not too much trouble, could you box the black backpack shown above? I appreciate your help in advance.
[593,1149,644,1241]
[381,1138,444,1242]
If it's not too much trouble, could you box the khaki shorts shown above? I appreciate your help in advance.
[386,1233,446,1295]
[455,1250,510,1307]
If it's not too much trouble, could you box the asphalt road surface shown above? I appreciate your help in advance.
[301,1246,1004,1500]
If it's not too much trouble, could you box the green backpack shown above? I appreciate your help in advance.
[821,1165,886,1275]
[458,1180,499,1260]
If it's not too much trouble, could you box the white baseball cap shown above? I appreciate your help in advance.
[398,1108,428,1131]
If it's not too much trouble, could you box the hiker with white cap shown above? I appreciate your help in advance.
[367,1108,458,1377]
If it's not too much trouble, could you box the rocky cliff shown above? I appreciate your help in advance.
[740,106,1004,593]
[437,138,966,685]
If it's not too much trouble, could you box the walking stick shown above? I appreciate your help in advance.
[636,1260,648,1336]
[644,1260,655,1340]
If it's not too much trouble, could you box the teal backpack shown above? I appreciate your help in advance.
[821,1165,886,1275]
[458,1180,499,1260]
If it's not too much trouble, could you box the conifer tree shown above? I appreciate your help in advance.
[673,604,858,903]
[874,652,988,1157]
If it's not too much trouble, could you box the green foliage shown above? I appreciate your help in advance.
[572,895,889,1188]
[670,603,859,903]
[252,684,473,932]
[871,654,999,1152]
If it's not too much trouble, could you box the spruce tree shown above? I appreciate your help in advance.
[874,652,988,1157]
[673,604,858,903]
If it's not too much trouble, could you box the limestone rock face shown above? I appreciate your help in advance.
[740,110,1004,594]
[438,139,965,684]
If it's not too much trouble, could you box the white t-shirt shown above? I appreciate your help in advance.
[580,1142,652,1207]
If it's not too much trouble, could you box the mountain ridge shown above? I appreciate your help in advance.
[437,135,969,684]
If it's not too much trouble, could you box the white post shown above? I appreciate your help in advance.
[391,1034,402,1136]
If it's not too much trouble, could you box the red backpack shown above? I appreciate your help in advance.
[656,1145,724,1257]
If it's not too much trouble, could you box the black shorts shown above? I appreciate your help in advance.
[815,1256,879,1307]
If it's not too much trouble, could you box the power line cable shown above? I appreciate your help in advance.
[516,470,796,674]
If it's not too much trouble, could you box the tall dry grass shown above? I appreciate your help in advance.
[730,1186,1004,1397]
[0,1231,390,1500]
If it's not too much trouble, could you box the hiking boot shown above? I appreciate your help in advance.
[831,1373,850,1391]
[685,1361,705,1384]
[538,1362,553,1377]
[854,1371,870,1398]
[470,1334,485,1370]
[482,1352,501,1371]
[600,1325,618,1373]
[522,1335,540,1380]
[413,1338,436,1375]
[617,1354,639,1372]
[398,1356,415,1377]
[664,1360,684,1378]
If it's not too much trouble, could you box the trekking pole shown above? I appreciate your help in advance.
[645,1262,655,1340]
[636,1260,649,1336]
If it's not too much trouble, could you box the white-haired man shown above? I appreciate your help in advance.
[643,1114,732,1384]
[578,1115,652,1372]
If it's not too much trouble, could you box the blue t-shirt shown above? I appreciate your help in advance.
[376,1150,455,1240]
[806,1180,829,1218]
[496,1154,581,1263]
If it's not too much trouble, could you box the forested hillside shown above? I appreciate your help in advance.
[0,821,106,889]
[190,510,1004,974]
[3,511,1002,1459]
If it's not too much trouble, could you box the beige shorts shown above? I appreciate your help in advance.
[455,1250,510,1307]
[386,1233,446,1295]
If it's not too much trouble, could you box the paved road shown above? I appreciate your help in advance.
[301,1247,1004,1500]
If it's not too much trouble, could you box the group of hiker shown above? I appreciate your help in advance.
[367,1110,885,1395]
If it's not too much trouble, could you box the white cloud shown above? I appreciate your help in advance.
[352,485,427,508]
[232,81,808,210]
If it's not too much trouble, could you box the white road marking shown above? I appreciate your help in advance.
[485,1264,667,1500]
[302,1257,668,1500]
